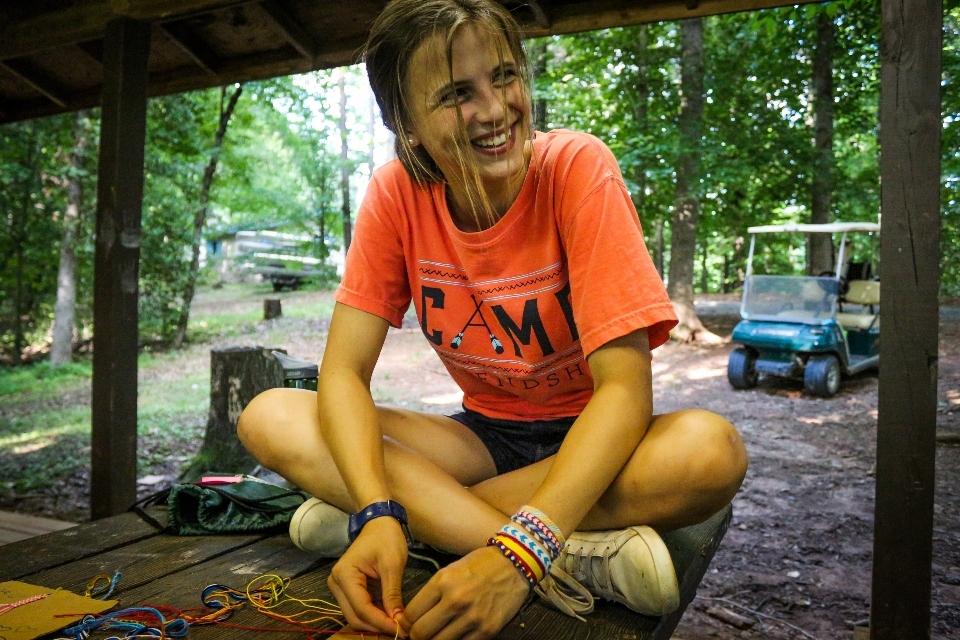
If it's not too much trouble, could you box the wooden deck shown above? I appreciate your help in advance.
[0,506,730,639]
[0,509,76,545]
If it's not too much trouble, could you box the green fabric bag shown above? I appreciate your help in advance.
[166,477,309,535]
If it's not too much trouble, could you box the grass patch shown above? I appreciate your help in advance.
[0,361,92,401]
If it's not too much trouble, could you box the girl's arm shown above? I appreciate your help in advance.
[529,328,653,536]
[318,302,408,633]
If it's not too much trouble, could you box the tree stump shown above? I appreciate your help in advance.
[181,346,285,481]
[264,299,282,320]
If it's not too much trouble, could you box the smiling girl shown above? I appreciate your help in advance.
[238,1,748,638]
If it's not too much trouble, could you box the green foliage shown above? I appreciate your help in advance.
[140,90,216,343]
[0,115,94,362]
[540,0,885,294]
[943,7,960,296]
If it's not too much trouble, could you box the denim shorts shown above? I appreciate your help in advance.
[448,407,577,475]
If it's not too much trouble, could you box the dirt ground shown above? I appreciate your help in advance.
[2,289,958,639]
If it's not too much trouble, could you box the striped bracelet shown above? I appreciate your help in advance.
[513,511,562,558]
[488,533,541,589]
[515,506,565,554]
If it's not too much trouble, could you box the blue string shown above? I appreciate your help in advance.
[59,606,189,639]
[201,583,249,608]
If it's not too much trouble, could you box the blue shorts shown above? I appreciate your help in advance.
[448,407,577,475]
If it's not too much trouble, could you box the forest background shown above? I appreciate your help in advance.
[1,0,958,364]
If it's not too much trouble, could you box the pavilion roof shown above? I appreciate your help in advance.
[0,0,816,124]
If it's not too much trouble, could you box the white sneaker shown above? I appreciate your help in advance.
[551,526,679,617]
[288,497,350,557]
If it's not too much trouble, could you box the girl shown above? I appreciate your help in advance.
[239,1,748,638]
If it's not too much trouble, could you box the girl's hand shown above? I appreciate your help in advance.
[399,545,530,640]
[328,516,409,635]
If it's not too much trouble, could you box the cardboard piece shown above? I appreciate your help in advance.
[0,580,116,640]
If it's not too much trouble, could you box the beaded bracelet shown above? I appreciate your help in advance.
[488,533,540,589]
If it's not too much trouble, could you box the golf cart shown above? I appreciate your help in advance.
[727,222,880,397]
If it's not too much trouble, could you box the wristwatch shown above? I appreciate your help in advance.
[348,500,413,543]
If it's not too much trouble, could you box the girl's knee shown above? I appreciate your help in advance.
[237,388,302,465]
[665,409,749,494]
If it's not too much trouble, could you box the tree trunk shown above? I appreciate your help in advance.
[530,39,549,131]
[654,219,665,279]
[181,346,285,481]
[339,70,352,251]
[51,111,90,365]
[12,123,39,363]
[666,18,721,343]
[810,10,835,275]
[633,25,650,219]
[172,84,243,348]
[700,241,709,294]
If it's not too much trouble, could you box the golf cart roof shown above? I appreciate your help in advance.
[747,222,881,234]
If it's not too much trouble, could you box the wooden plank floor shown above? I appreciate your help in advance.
[0,506,730,639]
[0,509,75,545]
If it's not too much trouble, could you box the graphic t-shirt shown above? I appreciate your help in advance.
[336,130,677,420]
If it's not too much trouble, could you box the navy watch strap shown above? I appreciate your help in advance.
[348,500,412,542]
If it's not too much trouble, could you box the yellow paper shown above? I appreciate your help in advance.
[0,580,116,640]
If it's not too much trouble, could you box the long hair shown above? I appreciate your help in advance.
[364,0,531,228]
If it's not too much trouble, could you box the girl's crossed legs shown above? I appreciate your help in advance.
[238,388,748,555]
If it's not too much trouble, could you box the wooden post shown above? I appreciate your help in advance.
[872,0,941,637]
[90,17,151,520]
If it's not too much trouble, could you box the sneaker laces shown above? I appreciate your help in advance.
[557,540,619,602]
[535,567,594,621]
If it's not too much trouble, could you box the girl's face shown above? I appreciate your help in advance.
[405,23,531,214]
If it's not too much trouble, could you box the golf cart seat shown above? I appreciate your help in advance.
[837,280,880,330]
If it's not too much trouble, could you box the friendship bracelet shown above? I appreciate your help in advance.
[500,525,552,576]
[496,532,547,581]
[517,506,565,547]
[515,509,563,548]
[512,512,561,558]
[488,535,538,590]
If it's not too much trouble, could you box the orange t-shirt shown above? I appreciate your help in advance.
[336,130,677,420]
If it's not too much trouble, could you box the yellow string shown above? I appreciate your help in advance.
[244,573,345,627]
[84,574,112,598]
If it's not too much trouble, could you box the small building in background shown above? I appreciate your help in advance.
[204,224,344,290]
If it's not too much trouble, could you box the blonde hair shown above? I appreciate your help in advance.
[364,0,531,228]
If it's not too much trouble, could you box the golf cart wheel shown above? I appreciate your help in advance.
[728,348,759,389]
[804,354,841,397]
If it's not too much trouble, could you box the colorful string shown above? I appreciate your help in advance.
[54,573,411,639]
[0,593,48,616]
[84,570,122,599]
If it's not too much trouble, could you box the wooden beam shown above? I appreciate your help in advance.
[76,40,105,65]
[0,59,67,107]
[519,0,824,37]
[91,17,151,521]
[0,0,248,60]
[159,22,220,76]
[258,1,318,60]
[871,0,941,637]
[526,0,552,29]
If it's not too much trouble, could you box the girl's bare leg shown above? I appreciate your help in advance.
[239,387,504,554]
[238,390,747,555]
[469,408,749,531]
